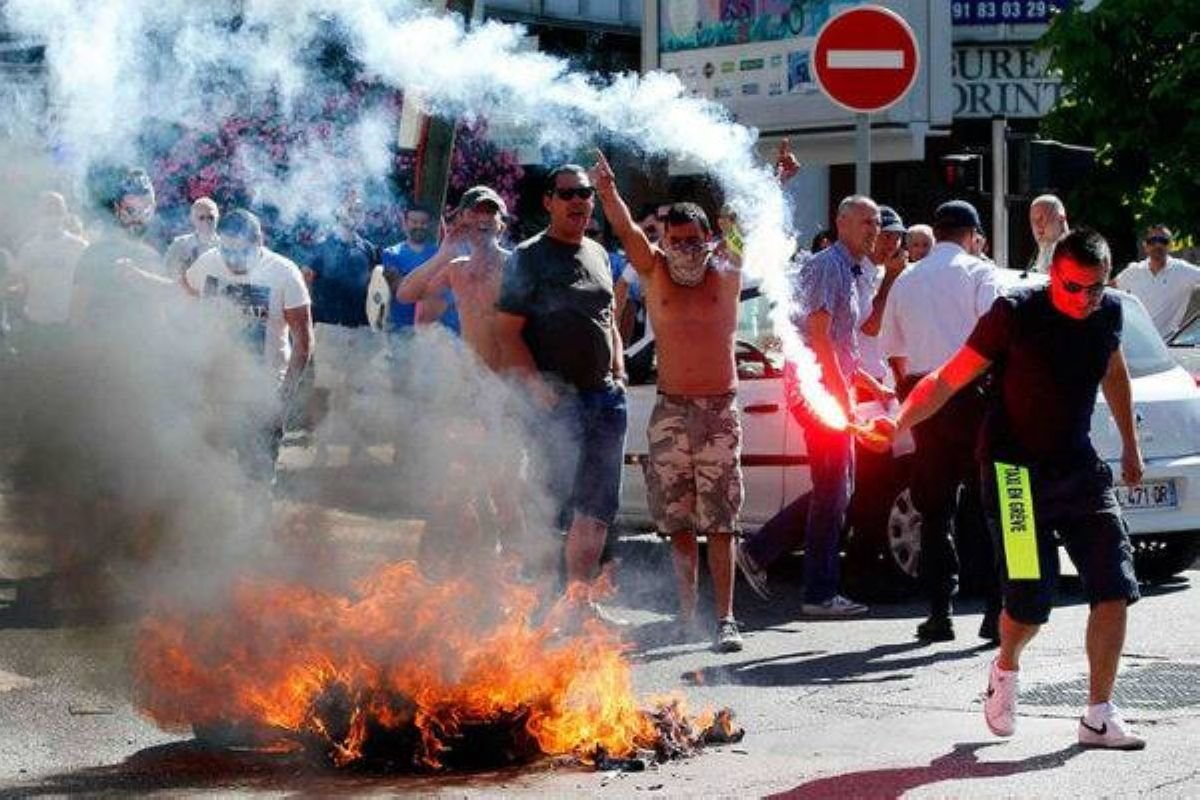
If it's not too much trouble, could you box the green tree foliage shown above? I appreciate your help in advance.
[1040,0,1200,260]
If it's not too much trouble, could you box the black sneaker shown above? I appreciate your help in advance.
[714,618,744,653]
[916,615,955,642]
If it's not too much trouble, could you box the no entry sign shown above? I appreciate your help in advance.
[813,5,920,114]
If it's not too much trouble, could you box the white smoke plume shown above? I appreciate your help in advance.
[0,0,838,629]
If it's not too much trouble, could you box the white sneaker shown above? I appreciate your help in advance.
[983,658,1018,737]
[1078,707,1146,750]
[735,544,771,600]
[801,594,868,617]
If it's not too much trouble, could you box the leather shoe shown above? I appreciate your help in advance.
[916,614,955,642]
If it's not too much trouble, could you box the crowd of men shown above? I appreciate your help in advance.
[2,149,1198,753]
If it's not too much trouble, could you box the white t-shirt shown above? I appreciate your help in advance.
[164,232,217,277]
[186,247,310,380]
[856,265,889,382]
[1115,257,1200,337]
[878,241,1005,374]
[13,230,88,323]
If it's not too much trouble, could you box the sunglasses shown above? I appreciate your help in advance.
[1144,235,1171,246]
[118,203,155,222]
[196,214,216,222]
[550,186,595,201]
[1061,278,1106,297]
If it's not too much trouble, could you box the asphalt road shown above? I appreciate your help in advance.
[1,462,1199,798]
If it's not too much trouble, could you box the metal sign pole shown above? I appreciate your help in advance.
[855,112,871,196]
[991,116,1009,268]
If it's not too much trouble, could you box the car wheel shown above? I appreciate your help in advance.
[886,488,923,581]
[1132,534,1200,583]
[843,453,919,600]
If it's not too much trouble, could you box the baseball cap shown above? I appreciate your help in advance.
[879,205,905,233]
[933,200,983,233]
[457,185,507,216]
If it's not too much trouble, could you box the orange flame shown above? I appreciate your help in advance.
[135,562,673,768]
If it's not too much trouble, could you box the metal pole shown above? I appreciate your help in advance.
[855,112,871,196]
[991,116,1009,269]
[413,0,475,215]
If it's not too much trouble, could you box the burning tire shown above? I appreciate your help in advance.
[192,720,280,750]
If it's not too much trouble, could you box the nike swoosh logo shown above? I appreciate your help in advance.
[1080,718,1108,735]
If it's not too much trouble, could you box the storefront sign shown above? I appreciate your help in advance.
[952,44,1063,118]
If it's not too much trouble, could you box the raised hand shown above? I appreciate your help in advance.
[589,149,617,200]
[776,138,801,183]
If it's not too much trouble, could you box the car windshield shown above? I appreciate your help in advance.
[1169,313,1200,347]
[737,290,775,347]
[1121,295,1177,378]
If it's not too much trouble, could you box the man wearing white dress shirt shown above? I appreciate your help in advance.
[878,200,1005,644]
[1115,224,1200,338]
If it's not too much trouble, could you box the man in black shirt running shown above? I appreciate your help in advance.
[863,228,1146,750]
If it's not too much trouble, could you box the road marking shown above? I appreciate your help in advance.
[826,50,905,69]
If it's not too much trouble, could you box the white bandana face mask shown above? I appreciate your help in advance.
[663,242,712,287]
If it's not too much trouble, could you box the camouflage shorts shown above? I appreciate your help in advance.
[645,392,743,536]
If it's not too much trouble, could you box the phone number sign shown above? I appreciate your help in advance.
[952,0,1068,26]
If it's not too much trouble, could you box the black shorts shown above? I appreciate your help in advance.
[981,458,1140,626]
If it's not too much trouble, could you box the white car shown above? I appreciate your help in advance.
[617,285,1200,587]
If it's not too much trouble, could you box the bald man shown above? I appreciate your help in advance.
[1028,195,1068,273]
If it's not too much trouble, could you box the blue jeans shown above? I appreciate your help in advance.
[744,421,853,604]
[541,385,628,528]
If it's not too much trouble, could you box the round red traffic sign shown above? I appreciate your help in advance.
[812,5,920,114]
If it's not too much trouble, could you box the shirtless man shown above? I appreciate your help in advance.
[591,151,745,652]
[396,186,508,367]
[397,186,531,573]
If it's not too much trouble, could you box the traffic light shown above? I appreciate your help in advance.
[1013,138,1095,196]
[940,154,984,194]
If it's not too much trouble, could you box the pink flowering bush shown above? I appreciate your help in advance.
[144,83,524,248]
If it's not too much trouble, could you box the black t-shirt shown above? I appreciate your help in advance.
[307,233,379,327]
[968,286,1122,467]
[497,231,615,392]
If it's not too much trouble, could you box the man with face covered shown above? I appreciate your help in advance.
[164,197,220,277]
[184,209,313,478]
[71,167,169,325]
[592,152,745,652]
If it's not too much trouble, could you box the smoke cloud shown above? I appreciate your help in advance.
[0,0,833,651]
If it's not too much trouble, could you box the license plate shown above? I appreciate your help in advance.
[1115,480,1178,511]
